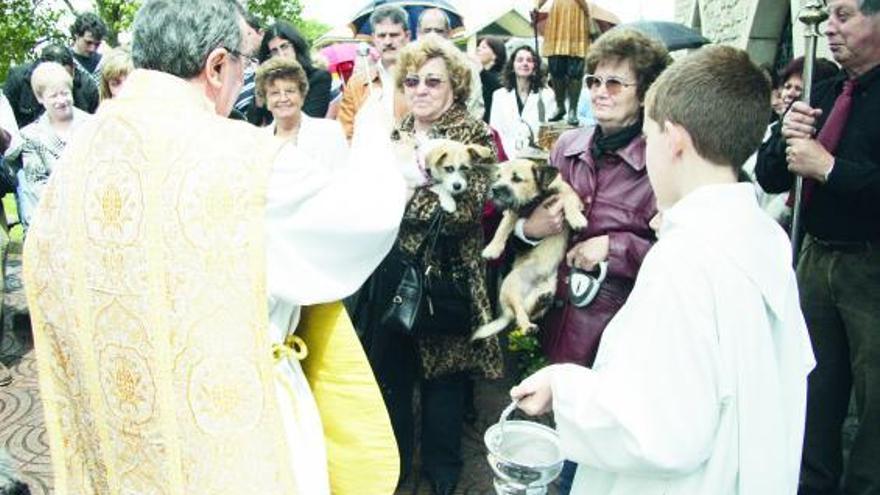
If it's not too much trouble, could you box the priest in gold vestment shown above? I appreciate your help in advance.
[22,1,405,493]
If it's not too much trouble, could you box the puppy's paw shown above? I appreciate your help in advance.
[567,211,588,231]
[482,243,505,260]
[522,322,539,334]
[439,195,457,213]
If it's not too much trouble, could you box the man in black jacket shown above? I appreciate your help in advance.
[3,44,100,128]
[69,12,108,81]
[755,1,880,494]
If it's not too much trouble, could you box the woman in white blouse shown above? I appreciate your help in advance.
[489,45,557,158]
[255,57,348,171]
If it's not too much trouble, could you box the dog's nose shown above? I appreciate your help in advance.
[453,182,463,192]
[491,185,508,198]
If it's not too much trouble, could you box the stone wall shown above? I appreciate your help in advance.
[676,0,832,67]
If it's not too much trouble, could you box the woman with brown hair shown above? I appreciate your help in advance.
[255,57,347,169]
[98,47,134,100]
[489,44,557,158]
[518,29,671,493]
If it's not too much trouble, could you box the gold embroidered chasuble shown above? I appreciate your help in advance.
[23,69,398,494]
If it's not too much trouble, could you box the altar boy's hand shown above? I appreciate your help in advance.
[510,367,553,416]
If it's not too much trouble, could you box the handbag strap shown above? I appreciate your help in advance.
[416,209,445,262]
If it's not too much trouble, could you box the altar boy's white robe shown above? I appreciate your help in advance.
[548,184,815,494]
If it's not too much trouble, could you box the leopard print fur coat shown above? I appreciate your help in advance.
[391,104,503,380]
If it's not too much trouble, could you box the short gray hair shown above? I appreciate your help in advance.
[418,8,450,32]
[369,5,409,31]
[132,0,244,79]
[860,0,880,15]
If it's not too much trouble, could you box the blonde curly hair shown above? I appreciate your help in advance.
[395,35,472,105]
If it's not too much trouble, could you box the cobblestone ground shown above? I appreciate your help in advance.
[0,255,52,494]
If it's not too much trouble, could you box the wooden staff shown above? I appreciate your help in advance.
[791,0,829,263]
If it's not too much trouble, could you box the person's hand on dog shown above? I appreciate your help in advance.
[781,101,822,140]
[786,138,834,182]
[523,195,565,239]
[510,366,553,416]
[566,235,610,271]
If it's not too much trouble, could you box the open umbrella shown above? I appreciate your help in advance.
[609,21,710,51]
[349,0,465,39]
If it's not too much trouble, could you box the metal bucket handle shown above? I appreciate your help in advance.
[497,400,519,447]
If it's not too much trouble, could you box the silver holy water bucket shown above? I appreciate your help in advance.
[484,401,564,495]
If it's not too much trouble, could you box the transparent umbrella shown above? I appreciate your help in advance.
[349,0,465,38]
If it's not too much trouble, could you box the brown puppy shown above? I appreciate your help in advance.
[422,139,493,212]
[472,159,587,340]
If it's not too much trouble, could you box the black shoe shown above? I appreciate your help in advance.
[430,480,458,495]
[549,110,566,122]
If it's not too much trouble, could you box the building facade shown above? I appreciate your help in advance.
[676,0,831,73]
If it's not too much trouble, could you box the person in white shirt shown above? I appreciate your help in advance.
[510,45,815,495]
[489,45,556,158]
[256,57,348,171]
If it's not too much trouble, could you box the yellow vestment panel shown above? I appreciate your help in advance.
[299,302,400,495]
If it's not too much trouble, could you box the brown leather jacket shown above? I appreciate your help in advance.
[540,127,657,366]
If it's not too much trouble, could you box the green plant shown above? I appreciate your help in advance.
[0,0,64,82]
[507,328,549,381]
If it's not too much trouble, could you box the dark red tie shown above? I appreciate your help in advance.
[788,79,857,206]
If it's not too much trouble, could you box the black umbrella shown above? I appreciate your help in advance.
[349,0,464,38]
[610,21,710,51]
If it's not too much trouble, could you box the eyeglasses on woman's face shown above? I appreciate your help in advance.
[583,74,637,95]
[403,74,447,89]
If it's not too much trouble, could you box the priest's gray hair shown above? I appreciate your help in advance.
[132,0,245,79]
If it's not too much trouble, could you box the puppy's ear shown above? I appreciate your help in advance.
[424,147,449,169]
[466,144,493,163]
[533,164,559,191]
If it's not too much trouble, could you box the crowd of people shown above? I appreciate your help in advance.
[0,0,877,494]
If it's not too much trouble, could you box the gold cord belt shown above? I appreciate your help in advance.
[272,334,308,363]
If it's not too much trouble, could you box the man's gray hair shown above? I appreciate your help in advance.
[369,5,410,31]
[417,8,450,31]
[132,0,244,79]
[859,0,880,15]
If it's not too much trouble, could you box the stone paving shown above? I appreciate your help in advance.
[0,255,52,495]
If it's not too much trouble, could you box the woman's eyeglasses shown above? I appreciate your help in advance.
[403,75,447,89]
[583,74,636,94]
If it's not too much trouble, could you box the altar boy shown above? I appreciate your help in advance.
[511,46,816,494]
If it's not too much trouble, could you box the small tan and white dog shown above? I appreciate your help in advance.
[472,159,588,340]
[420,139,493,212]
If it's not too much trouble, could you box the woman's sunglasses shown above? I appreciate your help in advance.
[583,74,637,95]
[403,75,447,89]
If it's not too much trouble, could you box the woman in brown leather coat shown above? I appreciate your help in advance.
[518,28,671,495]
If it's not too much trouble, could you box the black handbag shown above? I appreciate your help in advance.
[380,211,472,337]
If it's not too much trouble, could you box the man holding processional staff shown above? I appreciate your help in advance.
[756,0,880,493]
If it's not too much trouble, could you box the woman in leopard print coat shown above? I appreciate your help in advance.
[357,37,503,493]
